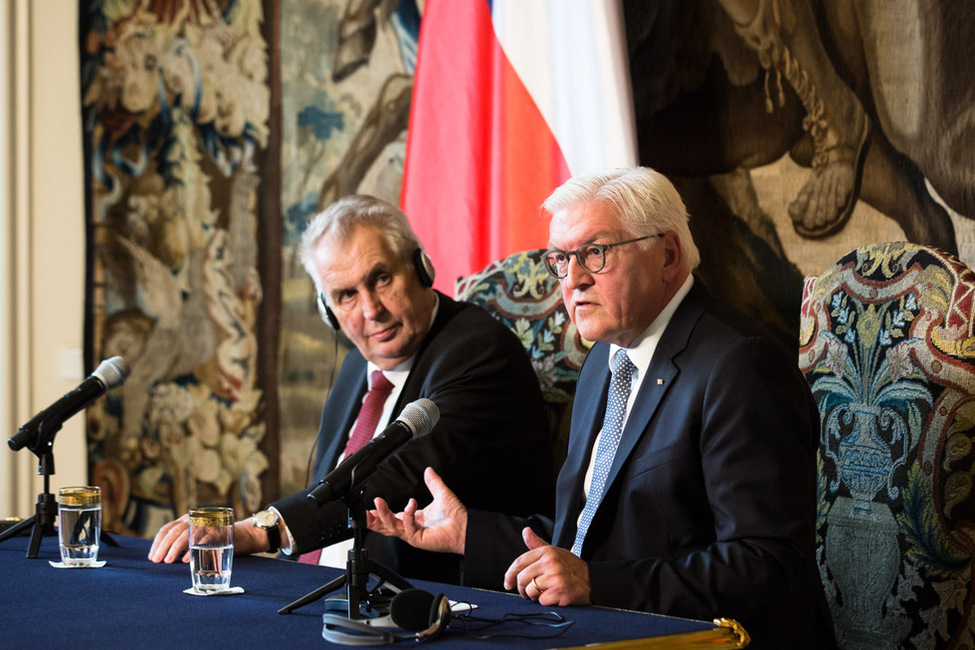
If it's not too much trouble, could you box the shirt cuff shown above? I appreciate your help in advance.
[268,506,296,555]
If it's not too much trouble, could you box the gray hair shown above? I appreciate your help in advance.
[300,195,423,291]
[542,167,700,271]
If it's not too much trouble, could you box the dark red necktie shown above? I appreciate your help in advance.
[341,370,395,458]
[299,370,394,565]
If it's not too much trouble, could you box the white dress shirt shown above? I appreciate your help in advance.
[579,275,694,506]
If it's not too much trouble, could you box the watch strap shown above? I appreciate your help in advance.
[255,511,281,554]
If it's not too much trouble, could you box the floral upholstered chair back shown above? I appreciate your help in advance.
[799,242,975,648]
[456,249,591,472]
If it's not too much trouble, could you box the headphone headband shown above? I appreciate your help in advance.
[320,590,449,645]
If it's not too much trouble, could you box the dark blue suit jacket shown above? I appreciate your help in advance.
[465,280,836,649]
[273,292,553,584]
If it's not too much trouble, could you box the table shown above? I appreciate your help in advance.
[0,532,746,648]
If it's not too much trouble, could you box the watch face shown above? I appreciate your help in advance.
[254,510,276,527]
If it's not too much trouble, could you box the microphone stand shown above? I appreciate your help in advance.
[0,415,117,557]
[278,486,412,617]
[0,418,63,557]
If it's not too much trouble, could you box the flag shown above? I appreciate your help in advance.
[401,0,637,291]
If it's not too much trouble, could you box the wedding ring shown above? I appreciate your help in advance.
[531,577,545,592]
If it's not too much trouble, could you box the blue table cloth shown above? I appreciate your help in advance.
[0,532,713,648]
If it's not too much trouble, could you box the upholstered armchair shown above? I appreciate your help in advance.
[799,242,975,648]
[455,249,591,472]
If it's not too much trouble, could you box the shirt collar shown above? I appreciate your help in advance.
[609,275,693,380]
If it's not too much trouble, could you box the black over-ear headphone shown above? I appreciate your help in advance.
[412,248,436,289]
[320,587,573,645]
[318,248,436,330]
[390,589,451,638]
[321,589,450,646]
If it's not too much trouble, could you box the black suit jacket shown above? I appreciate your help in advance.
[273,292,554,584]
[465,280,836,649]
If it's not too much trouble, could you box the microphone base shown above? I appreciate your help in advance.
[279,488,412,617]
[278,557,412,616]
[0,448,60,558]
[0,493,57,558]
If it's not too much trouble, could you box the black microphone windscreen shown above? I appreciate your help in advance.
[390,589,437,632]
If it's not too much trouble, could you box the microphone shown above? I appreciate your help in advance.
[306,398,440,506]
[8,356,131,452]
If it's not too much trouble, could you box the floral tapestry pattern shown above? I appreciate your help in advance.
[799,242,975,648]
[275,0,419,498]
[455,250,592,471]
[80,0,271,537]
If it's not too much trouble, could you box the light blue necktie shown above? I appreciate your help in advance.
[570,349,636,557]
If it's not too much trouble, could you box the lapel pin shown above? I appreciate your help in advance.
[657,378,664,385]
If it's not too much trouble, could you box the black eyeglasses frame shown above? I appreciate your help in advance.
[542,233,664,279]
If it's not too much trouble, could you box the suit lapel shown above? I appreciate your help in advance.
[313,352,368,480]
[552,344,609,546]
[317,291,457,480]
[559,281,712,550]
[394,291,457,414]
[570,348,610,488]
[603,282,710,490]
[605,356,679,485]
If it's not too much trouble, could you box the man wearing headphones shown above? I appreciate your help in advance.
[148,195,554,585]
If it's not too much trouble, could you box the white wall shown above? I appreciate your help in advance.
[1,0,87,521]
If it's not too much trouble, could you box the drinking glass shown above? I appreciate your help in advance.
[188,507,235,593]
[57,486,102,566]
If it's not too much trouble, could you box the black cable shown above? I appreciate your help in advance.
[450,602,574,640]
[303,333,340,487]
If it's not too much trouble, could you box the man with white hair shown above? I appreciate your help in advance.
[369,168,837,648]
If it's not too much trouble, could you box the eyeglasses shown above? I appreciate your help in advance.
[542,234,663,279]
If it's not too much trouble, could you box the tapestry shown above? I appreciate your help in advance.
[79,0,419,538]
[275,0,419,498]
[79,0,975,542]
[623,0,975,347]
[80,0,273,537]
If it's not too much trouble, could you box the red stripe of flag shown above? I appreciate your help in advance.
[401,0,568,290]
